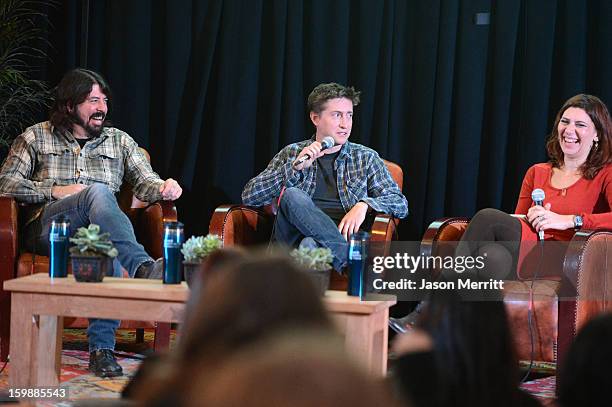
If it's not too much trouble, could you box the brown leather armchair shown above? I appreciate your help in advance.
[0,149,176,362]
[209,159,404,290]
[421,217,612,366]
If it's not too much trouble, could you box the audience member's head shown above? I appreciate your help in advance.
[558,312,612,407]
[418,290,519,407]
[184,330,406,407]
[393,288,533,407]
[123,247,248,400]
[134,251,334,405]
[178,251,332,362]
[181,246,248,319]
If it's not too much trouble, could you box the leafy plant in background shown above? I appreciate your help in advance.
[0,0,56,150]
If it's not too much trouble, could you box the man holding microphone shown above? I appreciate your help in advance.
[242,82,408,271]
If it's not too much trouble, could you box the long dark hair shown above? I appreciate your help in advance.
[417,289,522,407]
[546,94,612,179]
[49,68,112,132]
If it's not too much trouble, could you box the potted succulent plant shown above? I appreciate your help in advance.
[290,247,334,295]
[181,234,223,286]
[69,224,118,282]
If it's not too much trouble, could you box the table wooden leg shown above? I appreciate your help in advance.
[37,315,63,386]
[9,293,34,388]
[333,309,389,377]
[370,308,388,375]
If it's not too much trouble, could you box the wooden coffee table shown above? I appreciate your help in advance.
[4,274,395,387]
[4,273,189,388]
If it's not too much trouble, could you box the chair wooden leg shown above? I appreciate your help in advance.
[135,328,145,343]
[153,322,171,351]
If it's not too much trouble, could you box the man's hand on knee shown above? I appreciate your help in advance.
[51,184,87,199]
[338,202,369,240]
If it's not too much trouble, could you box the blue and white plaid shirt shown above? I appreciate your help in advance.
[242,139,408,218]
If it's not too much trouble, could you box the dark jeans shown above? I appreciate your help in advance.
[274,187,349,270]
[25,183,155,352]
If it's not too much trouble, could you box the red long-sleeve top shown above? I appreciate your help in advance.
[515,163,612,241]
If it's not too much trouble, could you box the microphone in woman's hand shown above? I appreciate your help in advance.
[531,188,546,240]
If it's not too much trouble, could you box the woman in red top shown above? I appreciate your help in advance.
[390,94,612,332]
[455,93,612,280]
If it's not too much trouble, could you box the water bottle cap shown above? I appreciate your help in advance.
[51,215,70,225]
[163,221,184,229]
[349,231,370,242]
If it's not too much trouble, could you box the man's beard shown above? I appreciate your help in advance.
[71,111,105,138]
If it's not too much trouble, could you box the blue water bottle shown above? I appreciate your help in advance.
[49,217,70,278]
[347,231,370,298]
[163,221,184,284]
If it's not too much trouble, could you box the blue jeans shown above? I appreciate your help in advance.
[275,187,348,270]
[28,183,154,352]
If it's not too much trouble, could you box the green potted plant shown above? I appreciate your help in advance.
[181,234,222,286]
[290,247,334,295]
[69,224,118,282]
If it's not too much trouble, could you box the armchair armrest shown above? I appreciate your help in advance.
[420,217,469,258]
[209,204,275,247]
[418,217,469,279]
[553,228,612,366]
[562,229,612,325]
[370,213,398,242]
[129,200,178,260]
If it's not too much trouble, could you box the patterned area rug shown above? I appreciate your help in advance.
[521,376,557,407]
[518,360,557,405]
[0,328,174,406]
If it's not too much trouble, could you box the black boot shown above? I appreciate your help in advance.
[388,301,426,334]
[135,258,163,279]
[89,349,123,377]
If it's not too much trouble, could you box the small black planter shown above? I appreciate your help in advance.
[71,255,112,282]
[302,268,331,296]
[183,261,205,287]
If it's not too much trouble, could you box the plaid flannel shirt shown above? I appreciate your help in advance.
[0,121,164,221]
[242,139,408,219]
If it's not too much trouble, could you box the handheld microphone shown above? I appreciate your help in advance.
[293,136,335,169]
[531,188,546,241]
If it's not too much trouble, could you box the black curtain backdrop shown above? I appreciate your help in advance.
[31,0,612,240]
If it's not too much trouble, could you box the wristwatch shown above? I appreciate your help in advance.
[573,215,584,230]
